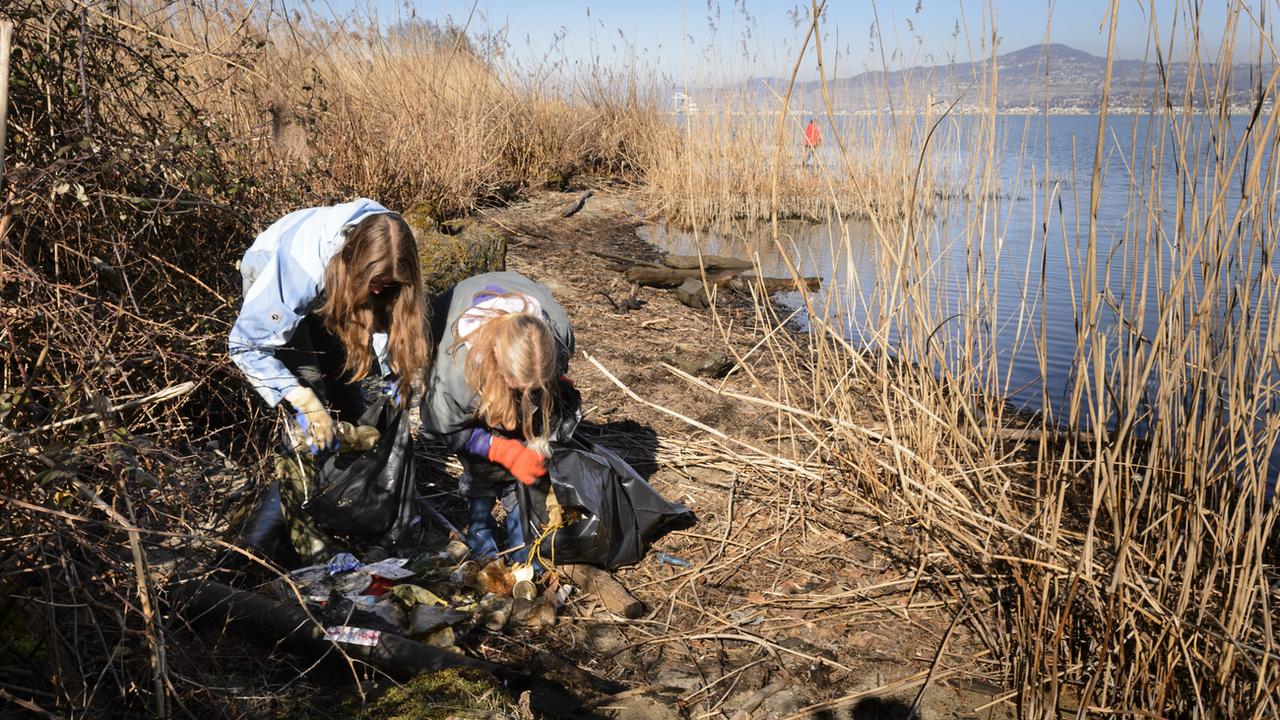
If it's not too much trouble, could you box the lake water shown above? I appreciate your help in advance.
[641,113,1276,421]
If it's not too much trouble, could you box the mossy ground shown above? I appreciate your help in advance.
[409,210,509,296]
[343,669,518,720]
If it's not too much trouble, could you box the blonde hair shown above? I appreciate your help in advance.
[454,296,557,457]
[317,212,429,405]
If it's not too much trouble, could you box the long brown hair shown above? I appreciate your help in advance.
[317,211,428,404]
[454,298,557,457]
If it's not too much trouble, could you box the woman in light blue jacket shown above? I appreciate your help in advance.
[229,199,429,561]
[230,199,429,448]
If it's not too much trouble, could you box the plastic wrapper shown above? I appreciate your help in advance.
[327,552,360,575]
[323,626,382,647]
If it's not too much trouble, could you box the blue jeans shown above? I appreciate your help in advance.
[466,495,530,565]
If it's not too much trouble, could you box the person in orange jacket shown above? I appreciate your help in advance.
[804,117,822,166]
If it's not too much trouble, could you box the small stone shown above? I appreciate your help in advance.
[664,350,734,378]
[675,278,709,309]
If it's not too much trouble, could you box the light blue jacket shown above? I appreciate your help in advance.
[229,199,393,406]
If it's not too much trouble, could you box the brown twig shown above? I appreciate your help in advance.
[0,381,197,444]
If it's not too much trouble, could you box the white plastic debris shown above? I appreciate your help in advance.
[360,558,414,580]
[323,626,381,647]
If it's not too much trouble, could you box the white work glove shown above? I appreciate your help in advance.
[284,386,336,454]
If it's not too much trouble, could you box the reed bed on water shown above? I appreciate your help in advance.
[642,93,935,228]
[692,1,1280,716]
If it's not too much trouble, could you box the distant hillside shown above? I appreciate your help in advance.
[709,44,1268,113]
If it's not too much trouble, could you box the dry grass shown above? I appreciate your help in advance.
[7,0,1280,717]
[161,1,671,218]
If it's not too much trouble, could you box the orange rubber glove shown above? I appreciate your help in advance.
[487,436,546,486]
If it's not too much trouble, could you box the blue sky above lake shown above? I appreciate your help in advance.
[321,1,1267,80]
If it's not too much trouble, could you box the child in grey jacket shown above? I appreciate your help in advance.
[422,272,579,566]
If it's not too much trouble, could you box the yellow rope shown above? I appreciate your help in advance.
[527,486,567,572]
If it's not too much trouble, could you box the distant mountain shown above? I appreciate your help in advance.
[718,44,1267,113]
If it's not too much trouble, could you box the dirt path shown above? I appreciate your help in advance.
[464,185,1009,720]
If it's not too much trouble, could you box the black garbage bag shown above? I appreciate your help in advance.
[516,439,696,570]
[302,396,419,545]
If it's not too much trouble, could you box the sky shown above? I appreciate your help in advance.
[319,0,1269,82]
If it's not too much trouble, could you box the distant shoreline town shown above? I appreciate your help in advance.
[663,104,1272,117]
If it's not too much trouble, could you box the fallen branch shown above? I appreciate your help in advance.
[624,266,729,288]
[0,688,66,720]
[622,265,821,292]
[728,275,821,293]
[729,680,788,720]
[0,381,197,444]
[559,189,593,218]
[583,352,821,481]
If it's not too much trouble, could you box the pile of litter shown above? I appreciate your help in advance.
[270,547,573,653]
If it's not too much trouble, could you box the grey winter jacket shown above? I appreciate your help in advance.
[421,272,576,456]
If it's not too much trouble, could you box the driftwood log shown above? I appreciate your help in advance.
[662,253,754,272]
[729,275,821,293]
[170,579,502,679]
[625,265,821,293]
[556,564,644,619]
[560,190,594,218]
[624,266,736,288]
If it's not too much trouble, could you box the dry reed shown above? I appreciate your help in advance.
[641,91,936,228]
[167,0,671,219]
[7,0,1280,716]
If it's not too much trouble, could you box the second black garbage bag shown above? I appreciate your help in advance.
[516,439,697,571]
[302,396,419,547]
